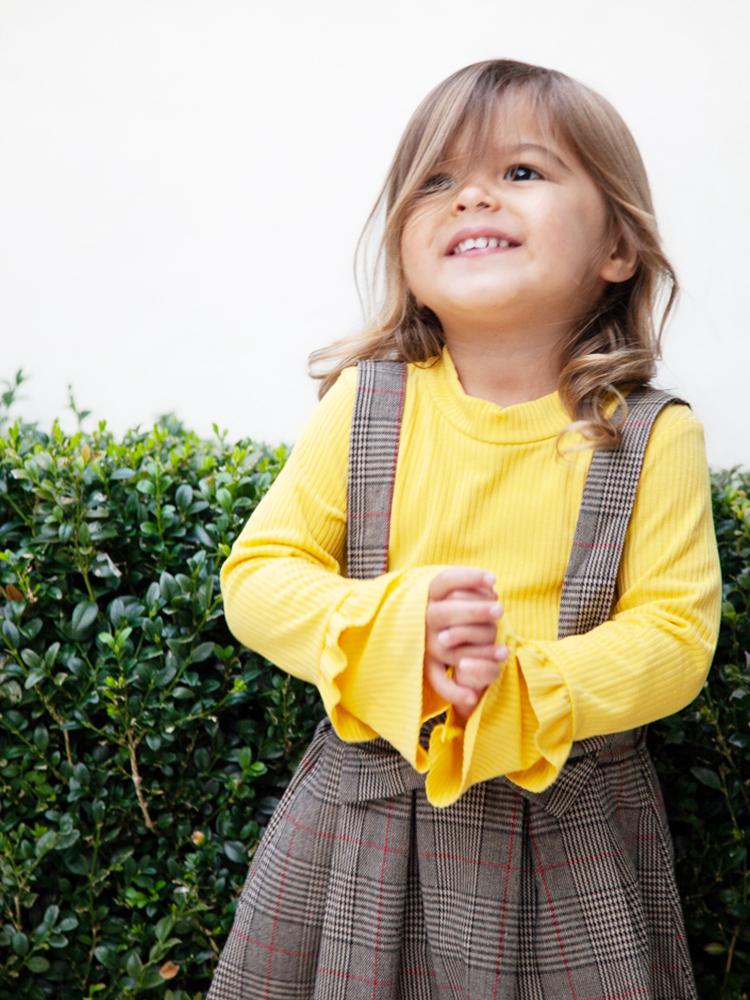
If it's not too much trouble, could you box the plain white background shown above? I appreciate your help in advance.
[1,0,748,467]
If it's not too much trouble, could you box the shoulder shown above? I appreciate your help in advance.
[320,363,359,402]
[281,365,359,472]
[647,397,706,448]
[303,364,359,428]
[638,396,710,491]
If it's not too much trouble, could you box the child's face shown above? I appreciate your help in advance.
[400,98,633,344]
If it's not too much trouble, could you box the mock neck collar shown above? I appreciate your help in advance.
[416,342,573,444]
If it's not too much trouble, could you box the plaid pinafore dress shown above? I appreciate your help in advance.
[207,360,699,1000]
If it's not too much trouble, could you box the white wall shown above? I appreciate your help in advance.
[1,0,747,468]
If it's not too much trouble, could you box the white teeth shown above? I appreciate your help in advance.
[453,235,514,254]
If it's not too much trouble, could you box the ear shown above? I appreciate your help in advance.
[599,232,638,283]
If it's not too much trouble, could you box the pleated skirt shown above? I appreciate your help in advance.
[206,716,698,1000]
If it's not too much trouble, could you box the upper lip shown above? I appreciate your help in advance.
[445,226,522,256]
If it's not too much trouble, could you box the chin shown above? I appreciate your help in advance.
[441,290,524,313]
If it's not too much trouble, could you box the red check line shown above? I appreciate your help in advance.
[583,989,649,1000]
[383,375,405,576]
[256,822,655,891]
[492,795,520,999]
[418,846,626,874]
[319,965,395,988]
[230,927,316,959]
[572,539,619,549]
[528,813,577,1000]
[285,811,408,856]
[372,800,394,999]
[263,826,297,1000]
[437,984,472,997]
[536,849,618,872]
[400,965,435,979]
[321,963,472,996]
[616,758,626,812]
[418,848,511,872]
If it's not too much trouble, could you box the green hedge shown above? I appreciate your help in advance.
[650,467,750,998]
[0,378,747,998]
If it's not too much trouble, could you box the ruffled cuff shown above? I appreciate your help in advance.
[424,631,574,809]
[316,564,452,773]
[505,643,574,790]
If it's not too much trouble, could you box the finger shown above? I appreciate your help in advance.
[454,655,505,691]
[436,622,503,650]
[429,609,503,663]
[433,598,504,634]
[447,586,498,601]
[429,634,503,671]
[425,655,480,712]
[452,703,473,726]
[427,626,501,666]
[428,568,496,602]
[454,643,508,664]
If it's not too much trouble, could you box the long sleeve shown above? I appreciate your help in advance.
[220,365,452,773]
[425,404,722,808]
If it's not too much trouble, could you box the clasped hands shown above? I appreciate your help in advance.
[424,567,508,726]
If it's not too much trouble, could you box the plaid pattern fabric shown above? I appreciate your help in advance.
[207,363,698,999]
[345,359,408,580]
[557,385,688,639]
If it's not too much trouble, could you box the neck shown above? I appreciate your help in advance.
[441,322,564,407]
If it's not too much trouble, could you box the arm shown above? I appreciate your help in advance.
[220,365,451,772]
[424,405,722,808]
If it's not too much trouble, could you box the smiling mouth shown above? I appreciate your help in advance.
[449,244,520,258]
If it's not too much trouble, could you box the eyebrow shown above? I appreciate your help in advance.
[442,141,571,173]
[502,142,571,172]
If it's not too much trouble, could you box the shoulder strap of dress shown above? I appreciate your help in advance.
[346,359,408,579]
[557,385,689,639]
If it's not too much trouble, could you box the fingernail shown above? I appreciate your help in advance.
[490,602,502,617]
[484,572,496,585]
[438,629,450,643]
[494,645,508,660]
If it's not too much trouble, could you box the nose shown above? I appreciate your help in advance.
[451,179,497,213]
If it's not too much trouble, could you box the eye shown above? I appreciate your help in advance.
[416,163,543,195]
[504,163,544,181]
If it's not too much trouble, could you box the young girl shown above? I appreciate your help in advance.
[207,58,721,999]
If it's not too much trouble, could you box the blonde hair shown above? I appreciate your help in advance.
[307,58,678,449]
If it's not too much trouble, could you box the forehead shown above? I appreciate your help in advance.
[439,91,570,167]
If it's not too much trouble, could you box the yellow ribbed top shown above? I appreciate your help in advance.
[219,344,722,808]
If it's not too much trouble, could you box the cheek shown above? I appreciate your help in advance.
[400,230,417,272]
[400,226,433,289]
[536,202,604,274]
[400,218,418,261]
[401,202,442,259]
